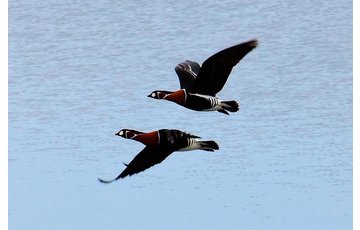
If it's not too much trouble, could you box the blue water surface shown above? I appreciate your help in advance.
[9,0,352,229]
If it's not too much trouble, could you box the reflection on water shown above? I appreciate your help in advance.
[9,0,352,229]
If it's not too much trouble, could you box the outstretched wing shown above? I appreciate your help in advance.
[187,39,258,96]
[175,60,201,89]
[98,146,174,183]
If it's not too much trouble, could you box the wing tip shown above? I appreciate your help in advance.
[98,177,116,184]
[248,38,259,48]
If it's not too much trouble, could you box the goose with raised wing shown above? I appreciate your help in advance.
[148,39,258,115]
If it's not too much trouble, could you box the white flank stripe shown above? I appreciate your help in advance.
[178,138,200,151]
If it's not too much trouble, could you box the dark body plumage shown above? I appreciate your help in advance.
[98,129,219,183]
[185,92,213,111]
[148,39,258,114]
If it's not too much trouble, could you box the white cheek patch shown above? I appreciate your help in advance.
[119,131,123,136]
[152,92,156,97]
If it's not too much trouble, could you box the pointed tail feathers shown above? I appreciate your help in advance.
[199,140,219,152]
[221,100,239,113]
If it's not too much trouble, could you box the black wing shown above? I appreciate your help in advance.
[187,39,258,96]
[175,60,201,89]
[98,146,174,183]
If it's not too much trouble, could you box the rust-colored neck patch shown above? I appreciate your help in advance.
[164,89,186,105]
[133,131,159,146]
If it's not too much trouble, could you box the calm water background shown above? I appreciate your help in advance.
[9,0,352,229]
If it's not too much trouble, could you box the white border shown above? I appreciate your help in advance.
[353,0,358,229]
[1,0,8,229]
